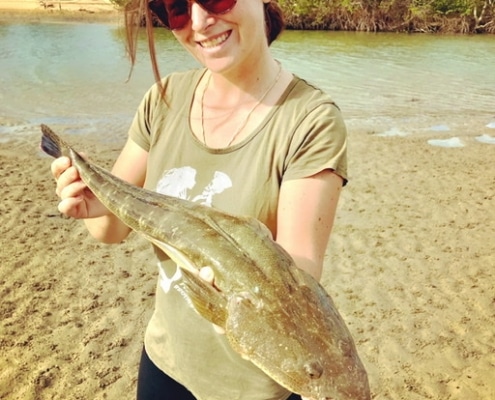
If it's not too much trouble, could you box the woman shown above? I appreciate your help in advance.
[51,0,348,399]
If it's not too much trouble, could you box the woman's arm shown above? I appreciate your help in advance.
[275,169,344,281]
[52,138,148,244]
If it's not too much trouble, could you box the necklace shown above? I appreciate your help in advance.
[201,63,282,148]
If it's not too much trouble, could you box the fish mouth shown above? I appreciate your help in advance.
[147,236,198,276]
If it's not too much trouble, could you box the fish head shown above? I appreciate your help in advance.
[226,287,370,400]
[277,336,370,400]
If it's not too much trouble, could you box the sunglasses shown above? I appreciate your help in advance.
[149,0,237,30]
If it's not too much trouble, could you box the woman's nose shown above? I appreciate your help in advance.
[190,2,214,31]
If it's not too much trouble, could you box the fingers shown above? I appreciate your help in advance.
[50,156,90,218]
[199,266,221,291]
[57,196,84,217]
[50,156,71,180]
[198,267,225,334]
[59,179,88,201]
[212,324,226,335]
[199,266,215,284]
[51,157,84,197]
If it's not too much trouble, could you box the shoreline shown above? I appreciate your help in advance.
[0,0,120,23]
[2,1,494,33]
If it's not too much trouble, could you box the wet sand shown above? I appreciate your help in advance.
[1,122,494,399]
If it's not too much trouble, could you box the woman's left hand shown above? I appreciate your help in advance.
[198,266,225,334]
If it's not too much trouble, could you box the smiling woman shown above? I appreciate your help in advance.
[46,0,358,399]
[126,0,284,87]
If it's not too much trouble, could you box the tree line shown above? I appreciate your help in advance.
[279,0,494,32]
[111,0,495,33]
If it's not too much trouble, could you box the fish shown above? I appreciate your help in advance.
[40,124,371,400]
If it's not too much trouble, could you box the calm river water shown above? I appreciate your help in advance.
[0,22,494,140]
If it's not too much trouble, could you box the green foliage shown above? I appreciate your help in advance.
[278,0,477,17]
[278,0,494,32]
[429,0,469,14]
[278,0,323,15]
[108,0,494,33]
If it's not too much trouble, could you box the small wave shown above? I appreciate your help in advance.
[376,127,409,137]
[475,134,495,145]
[428,124,450,132]
[427,137,464,148]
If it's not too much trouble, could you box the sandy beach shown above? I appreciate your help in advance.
[1,3,495,400]
[0,0,115,11]
[2,122,494,400]
[0,0,118,21]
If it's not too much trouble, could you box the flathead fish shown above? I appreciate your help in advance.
[40,124,370,400]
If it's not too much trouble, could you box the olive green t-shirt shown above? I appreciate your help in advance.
[128,68,347,400]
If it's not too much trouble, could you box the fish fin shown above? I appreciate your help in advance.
[223,293,269,364]
[145,236,228,327]
[146,236,198,275]
[179,268,228,329]
[40,124,65,158]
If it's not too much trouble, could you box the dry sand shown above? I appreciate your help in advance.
[1,3,495,400]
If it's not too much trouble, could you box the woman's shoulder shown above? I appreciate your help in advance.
[287,75,338,106]
[280,75,342,121]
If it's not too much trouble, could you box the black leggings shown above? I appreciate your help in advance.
[136,348,302,400]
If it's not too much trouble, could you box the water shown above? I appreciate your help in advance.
[0,22,494,140]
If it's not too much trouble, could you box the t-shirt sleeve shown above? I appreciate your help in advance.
[128,82,164,152]
[283,101,348,184]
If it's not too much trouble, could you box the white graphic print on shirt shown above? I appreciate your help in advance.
[155,167,233,294]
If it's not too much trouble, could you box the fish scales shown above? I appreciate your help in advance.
[40,124,371,400]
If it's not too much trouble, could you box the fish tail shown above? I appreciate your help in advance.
[40,124,67,158]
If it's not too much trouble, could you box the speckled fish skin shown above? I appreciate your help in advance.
[40,124,371,400]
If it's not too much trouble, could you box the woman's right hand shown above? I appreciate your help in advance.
[48,138,147,243]
[51,156,108,219]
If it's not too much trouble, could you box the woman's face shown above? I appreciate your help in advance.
[172,0,270,74]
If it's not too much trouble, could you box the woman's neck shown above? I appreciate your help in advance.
[206,57,281,108]
[191,57,291,149]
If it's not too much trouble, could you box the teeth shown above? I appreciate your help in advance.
[200,33,229,49]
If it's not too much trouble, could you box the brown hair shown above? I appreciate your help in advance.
[123,0,285,88]
[264,1,285,45]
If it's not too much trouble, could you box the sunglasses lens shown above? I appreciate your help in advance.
[149,0,237,30]
[148,0,170,28]
[197,0,236,14]
[165,0,190,30]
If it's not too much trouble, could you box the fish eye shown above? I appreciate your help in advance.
[304,361,323,379]
[339,339,353,357]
